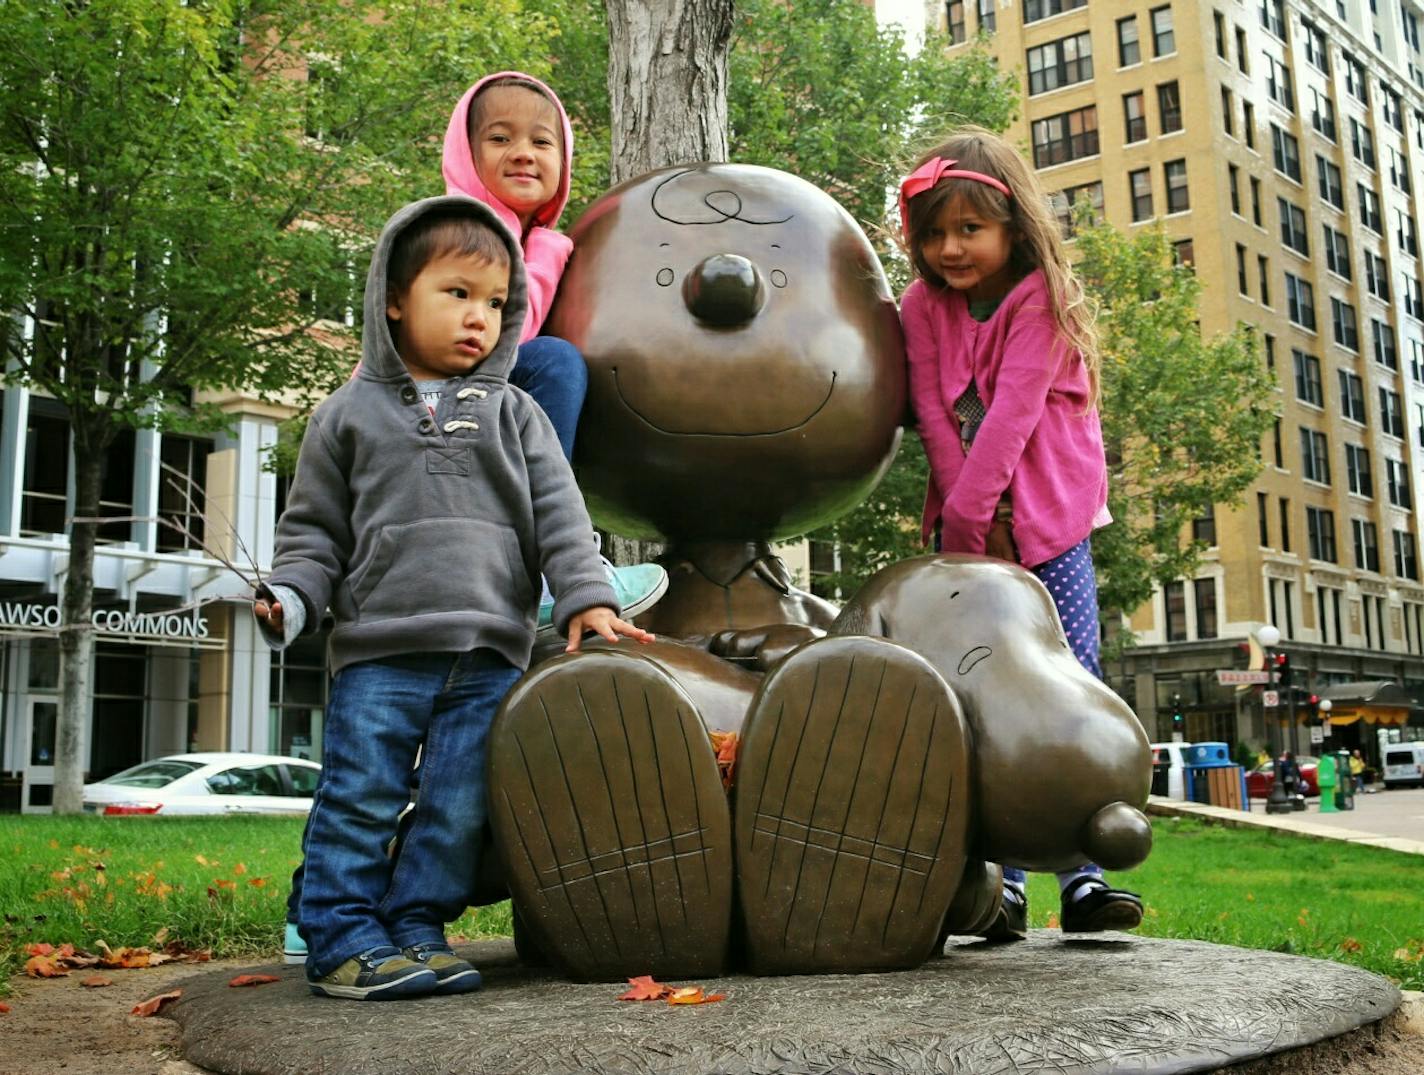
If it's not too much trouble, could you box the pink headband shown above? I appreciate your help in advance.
[898,156,1012,239]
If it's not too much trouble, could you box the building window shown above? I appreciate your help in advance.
[1365,252,1391,300]
[1317,156,1343,207]
[1395,208,1418,254]
[1194,578,1218,639]
[1158,81,1182,133]
[1322,224,1351,280]
[1151,5,1175,57]
[21,399,70,537]
[1214,11,1227,59]
[947,1,966,44]
[1228,163,1241,213]
[1279,497,1292,551]
[1272,125,1300,181]
[1235,26,1248,73]
[1278,198,1308,254]
[1264,332,1276,371]
[1124,91,1147,142]
[1317,586,1343,645]
[1192,503,1217,545]
[1345,442,1373,495]
[1024,0,1086,22]
[1117,15,1140,67]
[1310,88,1336,140]
[1406,274,1424,320]
[1340,371,1367,424]
[1306,506,1337,562]
[1331,298,1359,351]
[1164,159,1189,212]
[1174,239,1196,268]
[1351,119,1377,168]
[1285,272,1315,330]
[1388,457,1413,508]
[1394,529,1419,580]
[1236,244,1249,295]
[156,434,214,552]
[1345,53,1369,103]
[1028,32,1093,95]
[1052,181,1103,238]
[1383,86,1403,131]
[1258,491,1271,546]
[1242,100,1256,148]
[1390,148,1413,194]
[1258,256,1270,304]
[976,0,995,32]
[1221,87,1235,137]
[1250,176,1262,225]
[1412,338,1424,382]
[1299,427,1330,484]
[270,630,330,761]
[1266,55,1294,111]
[1292,349,1322,405]
[97,430,137,545]
[1354,518,1381,570]
[1261,0,1284,38]
[1358,184,1381,232]
[1373,319,1398,369]
[1303,18,1330,73]
[1163,580,1187,641]
[1130,168,1153,221]
[1380,387,1405,437]
[1031,105,1099,168]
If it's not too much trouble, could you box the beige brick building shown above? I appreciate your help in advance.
[932,0,1424,758]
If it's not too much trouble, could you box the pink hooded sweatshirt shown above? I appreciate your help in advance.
[441,72,575,343]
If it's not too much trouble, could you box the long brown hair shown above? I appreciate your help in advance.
[902,126,1100,405]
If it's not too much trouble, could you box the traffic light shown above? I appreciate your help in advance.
[1171,693,1184,732]
[1275,652,1292,687]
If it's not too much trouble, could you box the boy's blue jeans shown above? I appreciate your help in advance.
[511,336,587,461]
[298,649,521,978]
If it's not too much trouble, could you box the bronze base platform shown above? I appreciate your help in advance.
[169,933,1400,1075]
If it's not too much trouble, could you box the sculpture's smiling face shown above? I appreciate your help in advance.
[547,164,905,542]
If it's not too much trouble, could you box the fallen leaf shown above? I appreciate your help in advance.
[247,877,268,888]
[228,974,280,988]
[1339,937,1363,953]
[619,975,671,1001]
[667,986,725,1005]
[1045,912,1060,930]
[151,927,170,946]
[213,878,237,891]
[131,990,182,1017]
[25,943,54,957]
[0,1002,9,1013]
[709,731,740,790]
[194,854,212,867]
[24,956,67,978]
[233,862,247,876]
[80,976,113,989]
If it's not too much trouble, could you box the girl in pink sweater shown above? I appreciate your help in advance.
[898,126,1142,940]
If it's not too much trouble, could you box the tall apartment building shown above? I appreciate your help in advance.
[936,0,1424,756]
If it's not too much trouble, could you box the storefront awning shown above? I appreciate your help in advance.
[1317,681,1416,728]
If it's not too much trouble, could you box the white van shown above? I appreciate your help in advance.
[1150,742,1192,799]
[1382,741,1424,788]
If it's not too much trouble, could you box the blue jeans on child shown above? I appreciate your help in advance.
[298,649,521,978]
[510,336,587,461]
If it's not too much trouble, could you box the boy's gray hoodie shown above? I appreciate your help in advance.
[266,195,616,673]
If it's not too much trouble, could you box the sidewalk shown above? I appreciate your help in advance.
[1147,793,1424,857]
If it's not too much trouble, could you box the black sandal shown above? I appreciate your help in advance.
[1059,876,1143,933]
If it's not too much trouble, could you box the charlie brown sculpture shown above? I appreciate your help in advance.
[485,164,1152,980]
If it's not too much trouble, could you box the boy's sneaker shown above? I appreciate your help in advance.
[536,561,668,639]
[979,888,1028,943]
[282,921,307,965]
[401,942,483,995]
[308,945,438,1000]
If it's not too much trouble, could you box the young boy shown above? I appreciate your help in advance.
[256,195,651,1000]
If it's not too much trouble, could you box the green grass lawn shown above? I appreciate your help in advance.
[1,814,1420,994]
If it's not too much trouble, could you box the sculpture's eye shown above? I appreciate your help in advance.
[656,267,675,287]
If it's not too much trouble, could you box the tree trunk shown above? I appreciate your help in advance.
[53,434,105,814]
[604,0,733,178]
[602,0,734,567]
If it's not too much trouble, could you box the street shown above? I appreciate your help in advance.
[1251,785,1424,843]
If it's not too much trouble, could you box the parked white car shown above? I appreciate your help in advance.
[1150,741,1192,799]
[1382,741,1424,788]
[82,752,320,816]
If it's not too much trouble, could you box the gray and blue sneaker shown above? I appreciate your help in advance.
[537,560,668,639]
[308,944,438,1001]
[401,942,483,995]
[283,921,307,965]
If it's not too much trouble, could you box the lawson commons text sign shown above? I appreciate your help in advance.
[0,601,211,643]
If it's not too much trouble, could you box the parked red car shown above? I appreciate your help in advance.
[1245,756,1320,798]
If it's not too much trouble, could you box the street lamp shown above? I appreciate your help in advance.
[1256,625,1293,814]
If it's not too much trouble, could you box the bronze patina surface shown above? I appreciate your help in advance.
[490,163,1149,980]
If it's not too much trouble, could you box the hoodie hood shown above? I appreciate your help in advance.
[360,194,529,386]
[442,71,574,236]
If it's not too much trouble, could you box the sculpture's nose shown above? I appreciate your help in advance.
[682,254,766,327]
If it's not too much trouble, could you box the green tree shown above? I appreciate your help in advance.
[1075,220,1275,620]
[0,0,555,811]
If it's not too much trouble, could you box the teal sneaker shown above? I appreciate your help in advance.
[283,921,307,965]
[402,942,483,995]
[537,560,668,639]
[308,945,437,1001]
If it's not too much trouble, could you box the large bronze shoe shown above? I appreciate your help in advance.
[487,650,733,980]
[734,636,972,975]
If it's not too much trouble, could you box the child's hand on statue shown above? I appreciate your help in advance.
[565,607,655,652]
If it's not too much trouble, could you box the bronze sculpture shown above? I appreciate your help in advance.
[486,164,1152,981]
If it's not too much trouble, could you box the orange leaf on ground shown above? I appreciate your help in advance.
[1045,912,1060,930]
[151,927,170,946]
[233,862,247,875]
[247,877,268,888]
[194,854,212,866]
[80,976,113,989]
[98,943,153,969]
[131,990,181,1017]
[667,986,725,1005]
[1339,937,1363,953]
[0,1002,10,1013]
[228,974,280,988]
[213,878,237,891]
[24,956,67,978]
[25,943,54,957]
[618,975,672,1001]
